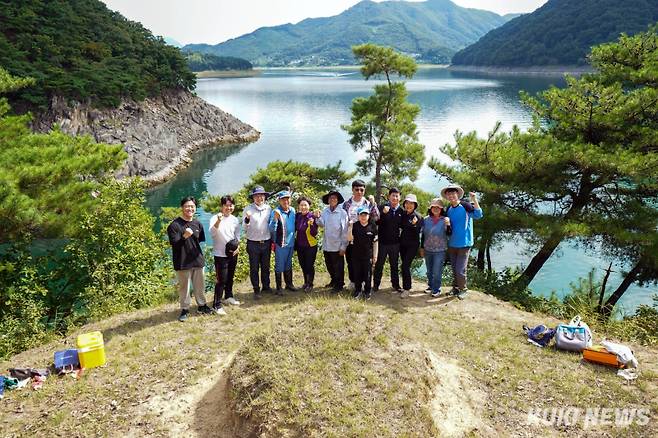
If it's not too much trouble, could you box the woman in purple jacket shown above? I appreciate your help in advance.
[295,196,320,292]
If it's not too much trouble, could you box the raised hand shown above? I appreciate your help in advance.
[183,227,193,238]
[313,210,321,218]
[469,192,477,202]
[368,195,375,205]
[411,215,418,225]
[383,205,390,214]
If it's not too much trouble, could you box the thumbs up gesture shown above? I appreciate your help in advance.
[368,195,375,205]
[274,210,281,220]
[383,205,390,214]
[411,216,418,225]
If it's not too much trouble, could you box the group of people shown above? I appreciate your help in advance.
[166,179,483,322]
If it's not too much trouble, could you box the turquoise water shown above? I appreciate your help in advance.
[146,68,656,313]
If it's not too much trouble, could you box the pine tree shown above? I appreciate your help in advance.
[0,67,127,241]
[430,27,658,313]
[342,44,425,201]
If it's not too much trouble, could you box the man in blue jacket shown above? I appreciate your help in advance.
[441,184,483,299]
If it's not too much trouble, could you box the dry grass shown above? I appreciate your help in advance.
[0,273,656,437]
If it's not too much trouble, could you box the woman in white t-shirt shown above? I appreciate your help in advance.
[209,195,242,313]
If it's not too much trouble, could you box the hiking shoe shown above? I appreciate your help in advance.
[261,286,273,293]
[213,306,227,315]
[449,287,460,296]
[390,288,401,294]
[456,289,468,300]
[431,291,441,298]
[348,282,355,291]
[352,290,361,299]
[197,305,214,315]
[425,286,432,293]
[400,290,410,299]
[178,309,189,322]
[364,292,372,301]
[331,286,343,294]
[225,297,241,305]
[354,292,363,300]
[254,291,262,300]
[373,285,379,292]
[275,289,284,296]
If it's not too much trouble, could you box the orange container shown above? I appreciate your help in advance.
[583,345,624,368]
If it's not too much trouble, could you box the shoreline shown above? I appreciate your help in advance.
[254,64,450,70]
[196,69,260,78]
[142,128,260,188]
[447,64,594,76]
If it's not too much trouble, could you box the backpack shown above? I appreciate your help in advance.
[523,324,556,347]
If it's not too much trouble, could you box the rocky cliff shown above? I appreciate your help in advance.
[31,89,260,185]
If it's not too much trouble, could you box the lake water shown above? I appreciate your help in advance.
[146,68,656,313]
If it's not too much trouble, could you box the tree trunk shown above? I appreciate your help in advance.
[514,233,564,290]
[601,261,643,319]
[486,242,492,273]
[374,156,383,202]
[476,238,486,271]
[597,262,613,313]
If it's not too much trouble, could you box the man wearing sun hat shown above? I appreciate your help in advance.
[440,183,483,299]
[243,185,273,299]
[269,190,298,294]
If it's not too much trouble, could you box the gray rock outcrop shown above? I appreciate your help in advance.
[31,89,260,185]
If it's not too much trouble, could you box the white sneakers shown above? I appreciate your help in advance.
[400,290,410,299]
[214,307,227,315]
[225,297,241,306]
[348,282,356,291]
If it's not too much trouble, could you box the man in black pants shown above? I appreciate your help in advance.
[374,187,403,292]
[242,186,273,299]
[342,179,379,291]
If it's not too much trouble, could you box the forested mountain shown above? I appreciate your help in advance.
[184,0,513,66]
[0,0,196,109]
[451,0,658,67]
[184,52,253,72]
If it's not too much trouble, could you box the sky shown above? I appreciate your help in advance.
[100,0,548,46]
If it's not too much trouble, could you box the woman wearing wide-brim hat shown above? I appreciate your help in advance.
[269,190,298,294]
[399,194,423,298]
[316,190,349,292]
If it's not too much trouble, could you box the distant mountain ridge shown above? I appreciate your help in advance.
[184,0,514,66]
[452,0,658,67]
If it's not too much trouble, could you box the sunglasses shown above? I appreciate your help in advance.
[353,187,365,192]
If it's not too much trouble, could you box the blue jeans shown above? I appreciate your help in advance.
[274,245,294,273]
[424,251,446,293]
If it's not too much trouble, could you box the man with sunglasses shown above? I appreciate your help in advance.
[342,179,379,291]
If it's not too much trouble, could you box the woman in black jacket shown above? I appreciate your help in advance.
[399,194,423,298]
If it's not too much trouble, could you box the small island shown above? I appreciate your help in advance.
[184,51,260,78]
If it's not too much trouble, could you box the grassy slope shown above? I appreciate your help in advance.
[1,273,656,437]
